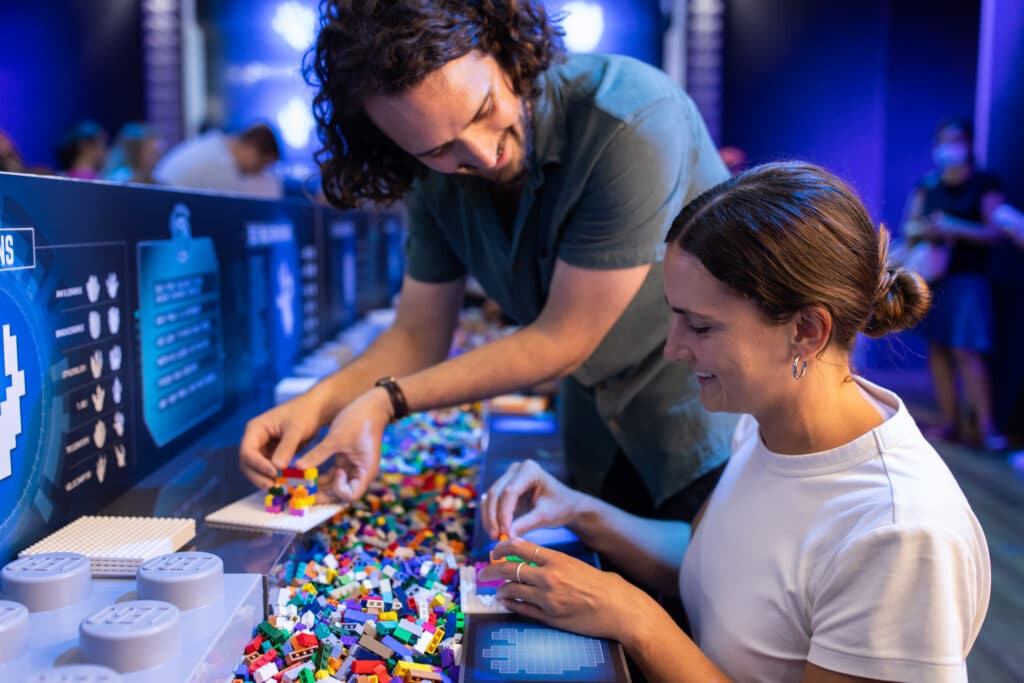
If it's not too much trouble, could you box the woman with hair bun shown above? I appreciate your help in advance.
[479,162,990,682]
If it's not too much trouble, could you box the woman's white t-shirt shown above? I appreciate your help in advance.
[679,377,990,682]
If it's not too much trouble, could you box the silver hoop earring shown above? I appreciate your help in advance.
[792,355,807,380]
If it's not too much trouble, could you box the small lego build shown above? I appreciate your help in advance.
[265,467,319,515]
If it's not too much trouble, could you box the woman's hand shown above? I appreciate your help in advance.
[479,459,587,539]
[477,538,654,642]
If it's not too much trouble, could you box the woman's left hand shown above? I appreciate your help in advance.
[477,537,653,642]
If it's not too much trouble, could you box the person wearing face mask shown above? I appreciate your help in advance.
[478,162,990,683]
[901,118,1007,450]
[239,1,736,534]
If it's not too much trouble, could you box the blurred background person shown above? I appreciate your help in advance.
[718,145,748,175]
[154,123,283,198]
[0,129,25,173]
[102,122,161,184]
[55,120,108,180]
[901,117,1006,450]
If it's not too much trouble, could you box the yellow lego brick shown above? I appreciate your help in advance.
[426,627,444,655]
[393,660,434,676]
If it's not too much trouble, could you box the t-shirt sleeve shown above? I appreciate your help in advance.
[807,525,987,682]
[403,183,468,283]
[556,96,725,270]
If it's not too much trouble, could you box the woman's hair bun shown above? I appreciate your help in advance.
[863,267,931,338]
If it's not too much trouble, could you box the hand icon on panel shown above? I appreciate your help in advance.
[86,275,101,303]
[90,350,104,379]
[109,344,122,371]
[105,272,120,299]
[91,384,106,413]
[93,419,107,449]
[107,307,121,335]
[88,311,102,340]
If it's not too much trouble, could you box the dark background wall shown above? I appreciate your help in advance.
[722,0,981,233]
[883,1,983,233]
[0,0,146,169]
[983,0,1024,432]
[983,0,1024,206]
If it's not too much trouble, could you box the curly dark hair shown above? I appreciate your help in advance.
[305,0,566,208]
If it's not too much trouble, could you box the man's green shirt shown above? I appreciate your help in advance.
[406,54,737,505]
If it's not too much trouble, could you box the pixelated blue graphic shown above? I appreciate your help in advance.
[0,281,51,563]
[474,622,614,681]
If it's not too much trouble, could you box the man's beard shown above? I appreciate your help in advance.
[491,101,533,188]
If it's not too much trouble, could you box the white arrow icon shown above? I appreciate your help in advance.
[114,443,127,468]
[90,350,103,379]
[96,453,107,483]
[112,377,123,404]
[1,324,27,482]
[113,411,125,437]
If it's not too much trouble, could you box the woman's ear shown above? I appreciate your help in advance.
[790,305,833,360]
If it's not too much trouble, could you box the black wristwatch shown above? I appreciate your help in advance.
[374,376,410,422]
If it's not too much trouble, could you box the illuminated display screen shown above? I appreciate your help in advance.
[0,172,393,563]
[463,613,630,683]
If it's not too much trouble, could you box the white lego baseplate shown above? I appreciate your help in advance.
[458,566,511,615]
[18,516,195,577]
[205,491,344,534]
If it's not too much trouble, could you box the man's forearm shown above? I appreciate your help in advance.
[570,495,690,595]
[398,324,585,413]
[308,326,449,423]
[937,215,1002,243]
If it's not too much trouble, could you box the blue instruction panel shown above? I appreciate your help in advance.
[0,172,396,564]
[137,213,225,446]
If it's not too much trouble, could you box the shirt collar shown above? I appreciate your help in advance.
[528,66,566,172]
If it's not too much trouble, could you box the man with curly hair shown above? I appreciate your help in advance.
[240,0,736,527]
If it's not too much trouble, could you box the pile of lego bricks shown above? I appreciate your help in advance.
[230,407,485,683]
